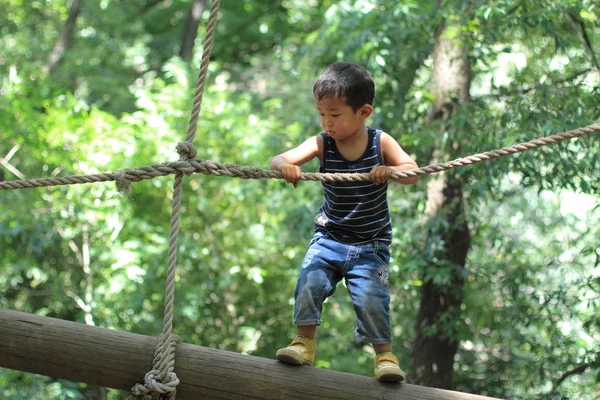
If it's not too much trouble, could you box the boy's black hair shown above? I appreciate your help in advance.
[313,62,375,112]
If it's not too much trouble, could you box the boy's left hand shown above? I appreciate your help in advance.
[370,166,393,185]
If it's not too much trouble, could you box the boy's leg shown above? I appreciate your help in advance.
[345,241,404,381]
[297,324,317,340]
[373,342,392,354]
[276,234,343,366]
[345,243,392,346]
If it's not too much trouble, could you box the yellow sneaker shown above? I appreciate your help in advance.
[276,336,316,366]
[374,352,405,382]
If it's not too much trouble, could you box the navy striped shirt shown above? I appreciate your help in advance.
[314,127,392,245]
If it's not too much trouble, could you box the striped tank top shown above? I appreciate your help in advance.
[314,127,392,245]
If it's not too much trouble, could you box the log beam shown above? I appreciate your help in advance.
[0,308,498,399]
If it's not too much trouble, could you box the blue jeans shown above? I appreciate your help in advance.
[293,232,392,344]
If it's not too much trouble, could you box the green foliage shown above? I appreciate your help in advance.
[457,188,600,399]
[1,0,599,399]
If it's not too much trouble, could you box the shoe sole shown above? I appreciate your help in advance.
[376,367,405,382]
[276,348,313,366]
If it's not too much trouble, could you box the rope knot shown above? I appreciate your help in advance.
[176,141,197,161]
[115,171,132,195]
[130,370,179,399]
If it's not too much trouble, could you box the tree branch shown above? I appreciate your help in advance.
[139,0,163,14]
[179,0,207,60]
[44,0,82,75]
[0,155,25,180]
[553,360,598,389]
[478,67,593,100]
[566,11,600,73]
[5,145,20,161]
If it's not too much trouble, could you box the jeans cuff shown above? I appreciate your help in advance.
[293,319,322,326]
[355,331,392,344]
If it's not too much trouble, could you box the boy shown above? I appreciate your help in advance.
[270,62,419,382]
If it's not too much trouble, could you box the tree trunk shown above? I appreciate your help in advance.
[409,19,472,389]
[44,0,82,75]
[179,0,207,60]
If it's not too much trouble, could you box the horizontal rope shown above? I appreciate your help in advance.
[0,122,598,192]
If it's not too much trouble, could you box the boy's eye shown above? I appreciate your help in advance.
[332,114,341,118]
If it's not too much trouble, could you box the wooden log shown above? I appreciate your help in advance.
[0,308,498,399]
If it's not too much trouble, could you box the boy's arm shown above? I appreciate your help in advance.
[270,135,323,188]
[371,132,419,185]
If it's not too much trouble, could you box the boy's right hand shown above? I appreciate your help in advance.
[279,164,302,188]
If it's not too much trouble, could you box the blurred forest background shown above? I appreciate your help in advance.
[1,0,599,399]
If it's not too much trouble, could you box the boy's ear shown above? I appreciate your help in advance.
[359,104,373,119]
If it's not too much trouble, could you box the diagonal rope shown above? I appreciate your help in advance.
[1,122,598,192]
[184,0,220,143]
[128,1,221,399]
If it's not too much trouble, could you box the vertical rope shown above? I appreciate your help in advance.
[130,1,221,399]
[155,0,221,384]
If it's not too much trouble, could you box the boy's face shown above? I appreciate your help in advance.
[316,97,372,141]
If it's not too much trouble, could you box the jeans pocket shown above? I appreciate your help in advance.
[309,232,326,247]
[372,241,390,265]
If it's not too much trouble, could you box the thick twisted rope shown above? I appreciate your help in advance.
[184,0,220,143]
[126,1,221,399]
[128,334,180,400]
[1,122,598,192]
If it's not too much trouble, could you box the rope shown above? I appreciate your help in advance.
[184,0,220,144]
[126,1,221,399]
[1,122,598,192]
[128,334,180,400]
